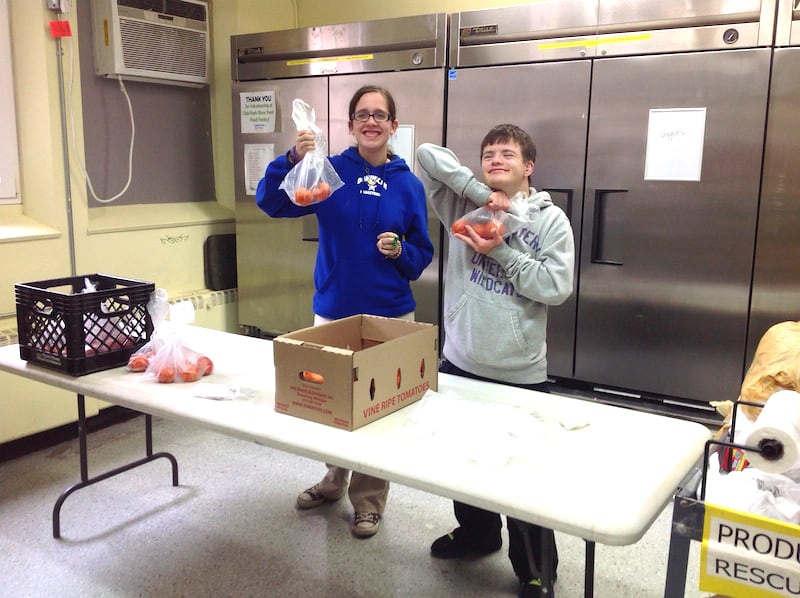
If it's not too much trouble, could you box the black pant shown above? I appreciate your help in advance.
[440,359,559,584]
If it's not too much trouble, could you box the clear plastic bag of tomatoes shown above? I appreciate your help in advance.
[126,288,169,373]
[279,98,344,206]
[127,295,214,383]
[142,329,214,384]
[450,197,528,240]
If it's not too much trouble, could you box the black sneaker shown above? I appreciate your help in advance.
[519,578,555,598]
[429,527,502,559]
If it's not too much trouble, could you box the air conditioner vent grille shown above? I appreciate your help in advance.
[118,0,163,12]
[165,0,206,21]
[117,0,206,22]
[120,18,208,78]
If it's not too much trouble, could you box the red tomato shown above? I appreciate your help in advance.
[312,181,331,201]
[178,361,200,382]
[470,221,492,239]
[157,366,175,383]
[294,187,313,206]
[450,219,468,235]
[197,355,214,376]
[127,353,149,372]
[471,220,505,240]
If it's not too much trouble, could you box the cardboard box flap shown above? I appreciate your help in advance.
[360,314,434,345]
[353,325,439,360]
[279,315,366,351]
[273,335,354,357]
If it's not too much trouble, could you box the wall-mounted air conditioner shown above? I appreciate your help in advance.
[91,0,210,87]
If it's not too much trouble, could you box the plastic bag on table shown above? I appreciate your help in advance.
[450,193,528,240]
[142,328,214,383]
[127,288,169,372]
[279,98,344,206]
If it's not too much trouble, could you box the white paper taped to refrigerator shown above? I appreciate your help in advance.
[644,107,706,182]
[244,144,274,195]
[240,91,276,134]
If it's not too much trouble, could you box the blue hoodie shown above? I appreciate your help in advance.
[256,146,434,321]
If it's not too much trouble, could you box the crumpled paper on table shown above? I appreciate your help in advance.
[192,383,256,401]
[402,389,590,467]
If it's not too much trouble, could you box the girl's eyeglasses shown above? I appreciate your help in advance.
[351,110,392,123]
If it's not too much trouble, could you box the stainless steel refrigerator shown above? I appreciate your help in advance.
[447,1,776,404]
[230,15,447,336]
[747,0,800,361]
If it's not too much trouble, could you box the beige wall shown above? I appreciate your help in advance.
[1,0,527,442]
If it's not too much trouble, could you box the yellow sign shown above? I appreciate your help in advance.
[700,502,800,597]
[539,33,651,51]
[286,54,374,66]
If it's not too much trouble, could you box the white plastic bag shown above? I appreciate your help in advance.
[279,99,344,206]
[703,452,800,524]
[127,288,169,371]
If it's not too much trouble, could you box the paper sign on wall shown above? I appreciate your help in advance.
[644,107,706,182]
[244,144,274,196]
[700,502,800,597]
[240,91,277,134]
[390,124,415,170]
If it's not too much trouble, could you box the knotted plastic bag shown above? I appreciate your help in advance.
[126,294,214,382]
[127,289,169,371]
[450,192,529,240]
[279,98,344,206]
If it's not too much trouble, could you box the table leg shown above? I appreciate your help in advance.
[539,526,554,595]
[663,494,704,598]
[584,540,595,597]
[663,465,705,598]
[52,393,180,538]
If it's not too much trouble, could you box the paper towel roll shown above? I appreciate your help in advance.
[744,390,800,473]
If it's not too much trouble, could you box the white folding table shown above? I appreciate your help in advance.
[0,325,711,597]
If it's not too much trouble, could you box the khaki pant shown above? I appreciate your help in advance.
[318,465,390,513]
[311,311,414,514]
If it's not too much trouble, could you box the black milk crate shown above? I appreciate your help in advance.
[15,274,155,376]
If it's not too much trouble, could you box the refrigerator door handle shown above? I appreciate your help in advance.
[542,188,574,222]
[591,189,627,266]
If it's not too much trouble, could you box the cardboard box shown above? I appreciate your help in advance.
[273,315,439,430]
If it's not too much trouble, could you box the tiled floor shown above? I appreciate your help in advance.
[0,415,706,597]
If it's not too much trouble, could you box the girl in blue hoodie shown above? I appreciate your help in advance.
[256,85,434,538]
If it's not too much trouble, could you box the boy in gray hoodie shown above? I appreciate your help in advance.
[417,124,574,598]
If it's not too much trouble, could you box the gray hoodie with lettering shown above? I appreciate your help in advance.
[417,143,575,384]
